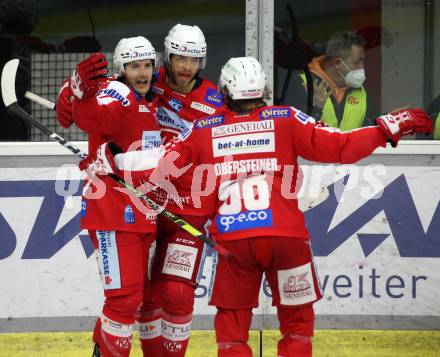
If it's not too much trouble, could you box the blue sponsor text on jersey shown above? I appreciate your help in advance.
[169,98,183,112]
[157,107,188,131]
[216,209,273,233]
[259,107,291,119]
[194,115,224,129]
[98,88,130,106]
[204,88,223,107]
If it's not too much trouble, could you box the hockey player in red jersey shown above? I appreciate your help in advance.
[57,36,161,357]
[88,56,432,356]
[55,24,225,357]
[139,24,227,357]
[152,23,225,144]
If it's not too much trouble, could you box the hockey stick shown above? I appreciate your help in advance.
[24,90,55,110]
[2,58,231,259]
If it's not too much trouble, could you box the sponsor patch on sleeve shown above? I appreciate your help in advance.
[97,81,131,106]
[204,88,223,107]
[259,107,291,119]
[168,98,183,112]
[194,115,225,129]
[293,108,314,125]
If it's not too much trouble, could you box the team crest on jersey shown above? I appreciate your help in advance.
[168,98,183,112]
[124,205,135,224]
[204,88,223,107]
[190,101,216,115]
[259,108,291,119]
[294,109,314,125]
[194,115,224,129]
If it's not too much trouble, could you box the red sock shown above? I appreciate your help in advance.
[137,308,163,357]
[217,341,253,357]
[278,334,312,357]
[99,314,134,357]
[92,318,101,346]
[162,312,192,357]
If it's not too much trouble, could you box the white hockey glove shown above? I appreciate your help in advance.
[375,108,433,147]
[79,142,123,176]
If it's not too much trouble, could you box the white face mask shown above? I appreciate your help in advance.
[339,59,365,88]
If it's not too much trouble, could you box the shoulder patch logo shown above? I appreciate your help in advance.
[259,107,291,119]
[194,115,224,129]
[204,88,223,107]
[347,96,360,105]
[168,98,183,112]
[294,109,314,125]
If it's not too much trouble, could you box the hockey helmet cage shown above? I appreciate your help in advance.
[164,24,207,69]
[219,57,266,100]
[113,36,156,74]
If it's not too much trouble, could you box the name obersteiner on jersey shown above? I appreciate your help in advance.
[214,158,278,176]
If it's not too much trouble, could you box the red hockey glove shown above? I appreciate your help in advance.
[79,142,123,176]
[70,52,108,99]
[56,79,74,128]
[375,108,433,147]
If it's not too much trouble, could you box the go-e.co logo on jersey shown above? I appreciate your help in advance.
[216,209,273,233]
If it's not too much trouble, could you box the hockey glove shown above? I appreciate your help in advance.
[375,108,433,147]
[79,142,123,176]
[70,52,108,99]
[56,79,74,128]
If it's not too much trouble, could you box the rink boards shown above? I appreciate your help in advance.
[0,142,439,332]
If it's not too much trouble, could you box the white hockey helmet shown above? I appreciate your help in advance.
[218,57,266,100]
[113,36,156,74]
[164,24,207,69]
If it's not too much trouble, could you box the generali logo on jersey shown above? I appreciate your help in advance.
[162,243,198,279]
[212,120,274,138]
